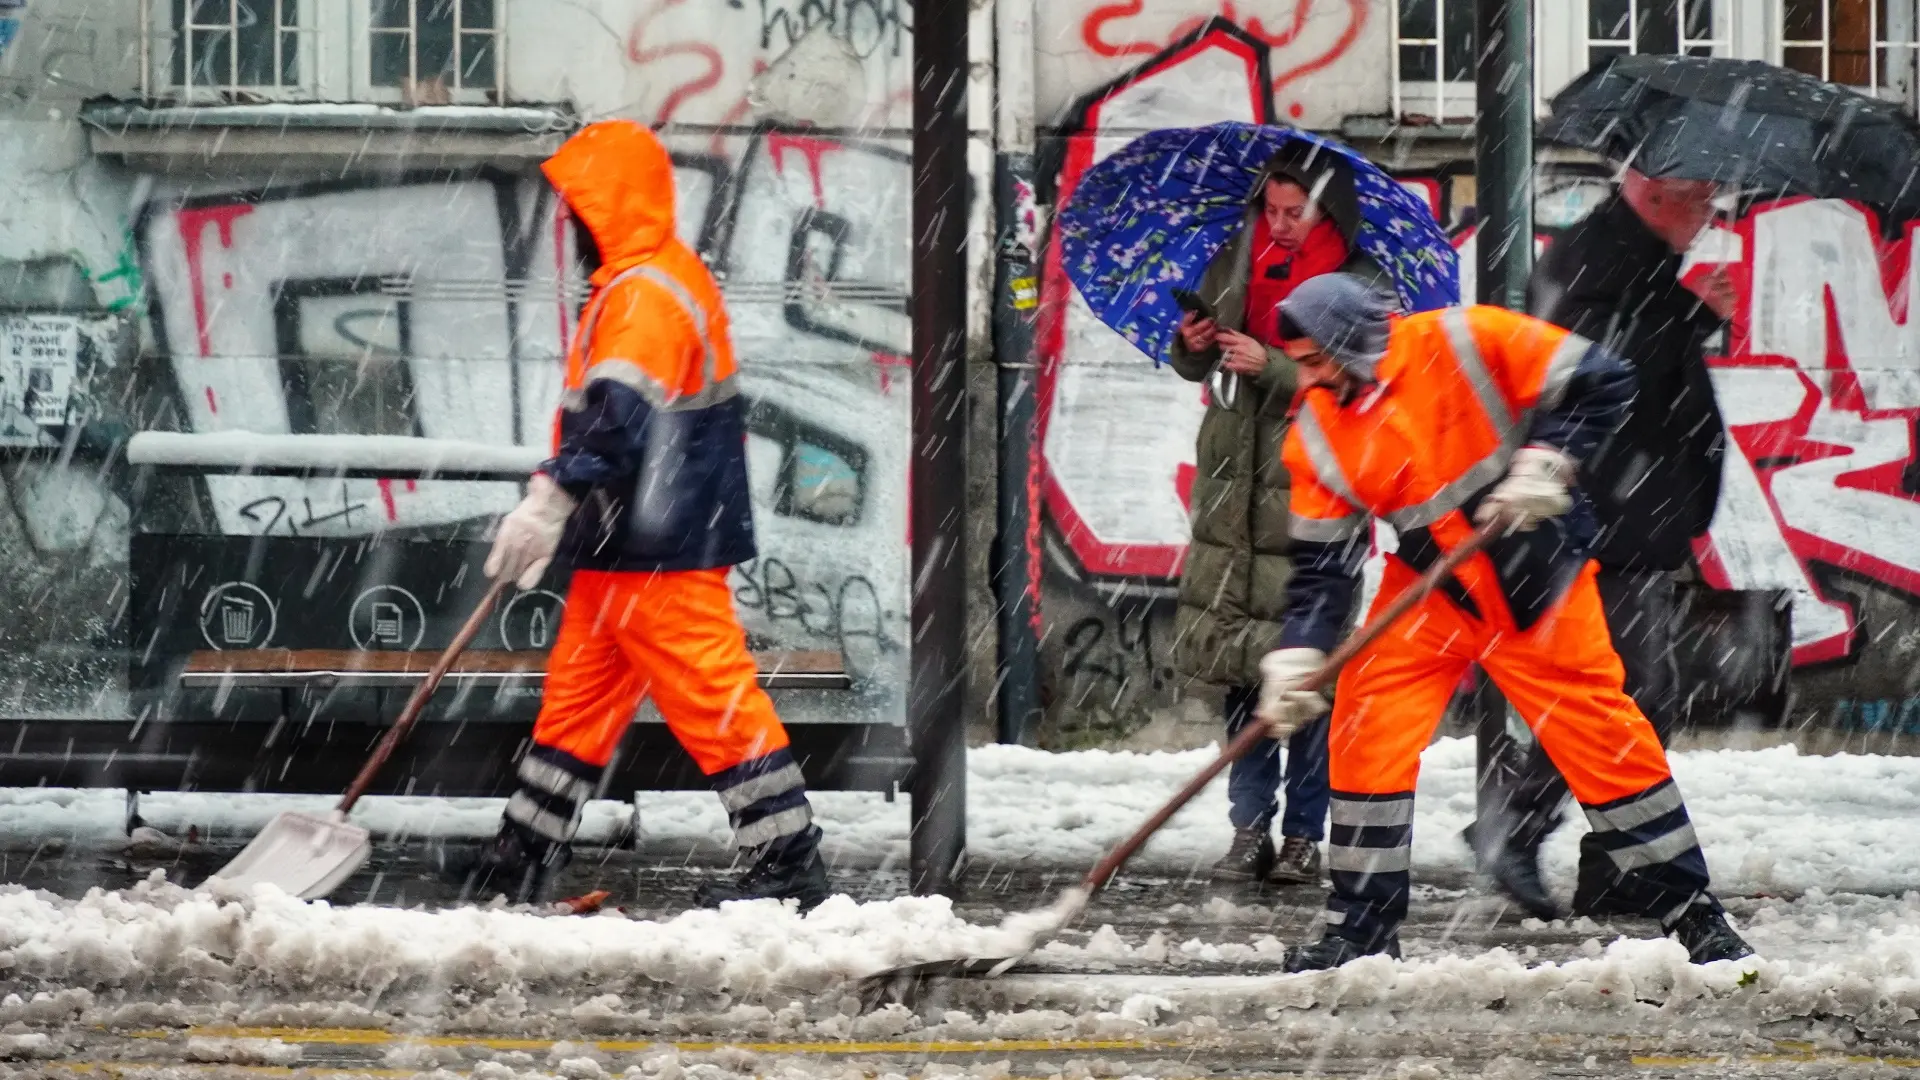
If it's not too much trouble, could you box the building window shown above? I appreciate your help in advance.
[1782,0,1920,105]
[368,0,499,100]
[1587,0,1725,68]
[168,0,304,92]
[1394,0,1475,120]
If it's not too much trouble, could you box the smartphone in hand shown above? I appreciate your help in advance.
[1172,288,1216,322]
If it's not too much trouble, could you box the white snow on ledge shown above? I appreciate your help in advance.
[126,431,544,474]
[11,738,1917,898]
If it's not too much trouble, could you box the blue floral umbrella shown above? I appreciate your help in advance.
[1058,122,1459,366]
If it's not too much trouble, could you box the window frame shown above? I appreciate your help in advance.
[1777,0,1920,109]
[350,0,505,106]
[1391,0,1477,122]
[156,0,318,102]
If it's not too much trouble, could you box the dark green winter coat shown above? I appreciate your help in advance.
[1168,168,1383,689]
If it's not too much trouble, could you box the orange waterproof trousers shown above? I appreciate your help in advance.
[1319,557,1711,946]
[531,567,789,773]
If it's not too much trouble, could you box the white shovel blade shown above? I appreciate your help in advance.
[207,810,372,900]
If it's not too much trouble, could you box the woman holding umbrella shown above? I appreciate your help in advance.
[1059,122,1455,890]
[1167,143,1389,887]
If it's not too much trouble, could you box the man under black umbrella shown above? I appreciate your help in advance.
[1463,166,1734,920]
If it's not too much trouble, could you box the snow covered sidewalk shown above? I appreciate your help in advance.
[9,737,1919,896]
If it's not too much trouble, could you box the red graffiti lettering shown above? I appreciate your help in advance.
[1081,1,1366,101]
[176,202,255,357]
[626,0,725,127]
[767,133,842,209]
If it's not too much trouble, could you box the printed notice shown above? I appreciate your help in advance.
[0,316,78,439]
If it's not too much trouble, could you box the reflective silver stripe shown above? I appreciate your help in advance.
[1293,407,1363,506]
[574,265,651,360]
[1603,821,1702,871]
[631,265,721,392]
[583,357,739,411]
[1331,797,1415,828]
[1442,307,1516,440]
[1582,783,1687,835]
[1288,513,1366,543]
[517,756,593,804]
[717,763,807,813]
[505,791,580,843]
[1323,907,1348,925]
[1382,444,1515,532]
[574,264,730,408]
[1539,332,1594,412]
[1328,845,1412,874]
[733,804,814,849]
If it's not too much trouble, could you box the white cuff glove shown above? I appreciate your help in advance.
[1473,445,1575,533]
[1256,647,1331,739]
[484,473,577,589]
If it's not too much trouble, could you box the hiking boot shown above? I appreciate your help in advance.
[694,844,834,912]
[449,826,570,905]
[1270,836,1322,885]
[1463,823,1563,921]
[1210,827,1275,884]
[1282,931,1402,973]
[1665,904,1755,965]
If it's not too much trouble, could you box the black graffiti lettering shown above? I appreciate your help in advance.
[298,485,368,532]
[750,0,911,60]
[1061,617,1128,706]
[734,557,889,659]
[237,496,290,536]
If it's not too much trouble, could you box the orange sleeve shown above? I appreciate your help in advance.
[583,276,703,401]
[1463,305,1590,413]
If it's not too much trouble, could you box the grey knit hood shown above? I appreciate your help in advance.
[1276,272,1395,382]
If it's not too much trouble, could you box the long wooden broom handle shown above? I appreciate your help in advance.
[338,577,514,814]
[1079,519,1505,895]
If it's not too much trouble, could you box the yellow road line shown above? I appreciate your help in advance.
[126,1026,1165,1055]
[1634,1052,1920,1068]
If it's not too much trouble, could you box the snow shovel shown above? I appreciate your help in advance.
[866,520,1506,991]
[207,577,513,900]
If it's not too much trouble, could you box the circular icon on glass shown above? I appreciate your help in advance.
[500,590,567,651]
[199,582,277,650]
[350,585,426,650]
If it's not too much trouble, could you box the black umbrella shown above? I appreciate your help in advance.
[1543,54,1920,220]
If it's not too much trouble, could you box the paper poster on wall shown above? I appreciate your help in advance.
[0,315,79,444]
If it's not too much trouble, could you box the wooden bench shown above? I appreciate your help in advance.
[180,648,852,691]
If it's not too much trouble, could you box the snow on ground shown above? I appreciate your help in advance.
[0,873,1916,1036]
[11,738,1920,897]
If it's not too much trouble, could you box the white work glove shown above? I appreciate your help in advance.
[1256,647,1331,739]
[484,473,577,589]
[1474,445,1575,533]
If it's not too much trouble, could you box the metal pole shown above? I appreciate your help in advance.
[1470,0,1534,863]
[991,0,1041,746]
[1474,0,1532,309]
[909,0,970,895]
[991,156,1042,747]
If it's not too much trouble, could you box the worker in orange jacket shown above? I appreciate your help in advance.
[1255,273,1752,971]
[467,120,831,910]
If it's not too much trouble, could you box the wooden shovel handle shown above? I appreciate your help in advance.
[1078,519,1505,896]
[337,576,514,814]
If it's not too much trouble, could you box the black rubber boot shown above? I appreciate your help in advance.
[447,825,570,905]
[695,828,833,912]
[1282,930,1402,973]
[1210,826,1276,884]
[1464,822,1563,921]
[1665,903,1755,964]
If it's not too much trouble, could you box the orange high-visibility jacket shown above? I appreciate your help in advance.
[1275,305,1633,651]
[539,120,755,572]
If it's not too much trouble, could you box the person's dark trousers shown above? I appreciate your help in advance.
[1224,685,1331,840]
[1471,567,1683,898]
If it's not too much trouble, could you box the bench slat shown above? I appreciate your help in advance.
[180,648,852,691]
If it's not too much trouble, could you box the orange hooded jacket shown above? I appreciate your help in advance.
[537,120,756,572]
